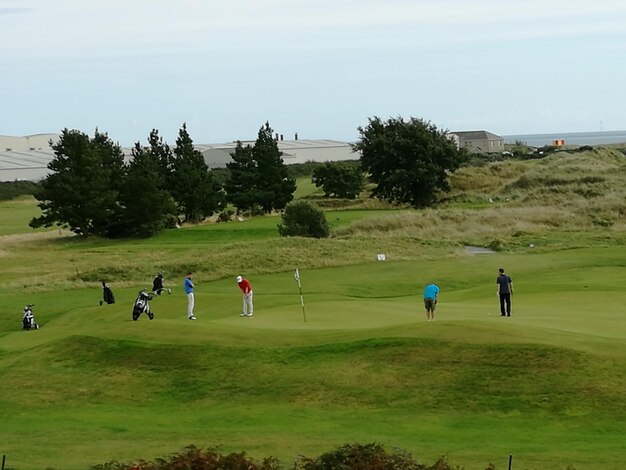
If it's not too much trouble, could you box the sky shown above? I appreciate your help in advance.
[2,0,626,146]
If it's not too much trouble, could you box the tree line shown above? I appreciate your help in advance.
[31,116,468,238]
[30,122,296,237]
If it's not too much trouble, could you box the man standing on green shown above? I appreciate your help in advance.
[183,272,196,320]
[497,268,513,317]
[423,283,439,321]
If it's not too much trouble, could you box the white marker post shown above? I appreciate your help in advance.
[294,267,307,323]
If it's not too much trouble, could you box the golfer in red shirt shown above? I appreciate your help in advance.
[236,275,253,317]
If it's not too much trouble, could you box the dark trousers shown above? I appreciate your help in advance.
[499,293,511,316]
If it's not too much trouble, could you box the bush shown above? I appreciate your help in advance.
[217,208,235,223]
[278,200,330,238]
[312,162,364,199]
[0,180,40,200]
[93,444,466,470]
[91,445,280,470]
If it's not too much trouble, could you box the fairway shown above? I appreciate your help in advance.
[1,244,625,469]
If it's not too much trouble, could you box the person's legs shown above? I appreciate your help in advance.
[504,294,511,317]
[241,294,247,316]
[424,298,435,321]
[246,291,253,316]
[187,292,195,318]
[499,294,506,316]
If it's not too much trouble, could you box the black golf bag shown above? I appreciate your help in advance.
[152,273,170,295]
[22,305,39,330]
[152,273,164,295]
[101,281,115,305]
[132,290,155,321]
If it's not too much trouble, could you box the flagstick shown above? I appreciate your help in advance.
[294,266,307,323]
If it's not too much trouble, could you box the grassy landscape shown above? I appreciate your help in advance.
[1,148,625,469]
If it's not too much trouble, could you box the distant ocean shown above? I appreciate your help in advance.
[502,130,626,147]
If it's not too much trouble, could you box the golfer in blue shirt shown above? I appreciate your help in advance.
[183,272,196,320]
[423,283,440,321]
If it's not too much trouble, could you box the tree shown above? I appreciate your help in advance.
[277,200,330,238]
[170,123,224,223]
[30,128,126,236]
[146,128,174,189]
[110,141,177,237]
[225,122,296,213]
[354,116,467,207]
[312,162,364,199]
[224,142,258,212]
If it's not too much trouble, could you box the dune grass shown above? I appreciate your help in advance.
[1,149,626,469]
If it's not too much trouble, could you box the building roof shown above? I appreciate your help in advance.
[0,135,359,181]
[450,130,503,141]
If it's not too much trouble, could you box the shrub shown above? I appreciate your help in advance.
[91,445,280,470]
[312,162,364,199]
[295,443,460,470]
[217,208,235,223]
[278,200,330,238]
[0,180,40,200]
[92,444,490,470]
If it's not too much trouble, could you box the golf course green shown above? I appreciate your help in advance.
[1,150,625,469]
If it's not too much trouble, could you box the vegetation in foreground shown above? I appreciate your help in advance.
[92,443,487,470]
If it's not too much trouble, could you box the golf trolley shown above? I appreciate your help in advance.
[22,304,39,330]
[152,272,171,296]
[100,281,115,305]
[132,290,155,321]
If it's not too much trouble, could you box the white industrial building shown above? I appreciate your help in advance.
[0,134,358,181]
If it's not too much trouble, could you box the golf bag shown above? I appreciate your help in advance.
[152,273,170,295]
[132,290,155,321]
[101,281,115,305]
[22,305,39,330]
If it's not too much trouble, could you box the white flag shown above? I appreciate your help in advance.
[294,268,300,282]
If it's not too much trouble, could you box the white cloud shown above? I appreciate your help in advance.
[3,0,626,60]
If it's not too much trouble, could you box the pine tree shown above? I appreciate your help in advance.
[170,123,223,223]
[110,141,177,237]
[225,122,296,213]
[30,128,126,236]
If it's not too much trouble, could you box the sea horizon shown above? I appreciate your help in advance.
[502,130,626,147]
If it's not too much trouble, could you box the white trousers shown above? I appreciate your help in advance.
[186,292,195,318]
[242,291,254,315]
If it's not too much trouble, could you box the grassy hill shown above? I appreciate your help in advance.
[1,149,625,469]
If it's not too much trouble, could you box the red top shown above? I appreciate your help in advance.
[238,279,252,294]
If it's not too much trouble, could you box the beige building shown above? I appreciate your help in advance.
[197,139,358,169]
[0,134,359,181]
[0,134,59,181]
[450,130,504,154]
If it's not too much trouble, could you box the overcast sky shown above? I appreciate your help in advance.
[2,0,626,145]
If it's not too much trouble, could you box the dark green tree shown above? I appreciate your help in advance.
[354,116,467,207]
[110,141,177,237]
[225,122,296,213]
[30,128,126,236]
[224,142,258,212]
[312,162,364,199]
[170,123,224,223]
[277,200,329,238]
[146,128,174,188]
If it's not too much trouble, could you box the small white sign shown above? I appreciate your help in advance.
[377,253,386,261]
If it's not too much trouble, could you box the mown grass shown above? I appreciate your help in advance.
[1,149,626,469]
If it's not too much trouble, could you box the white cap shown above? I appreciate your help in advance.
[236,275,243,283]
